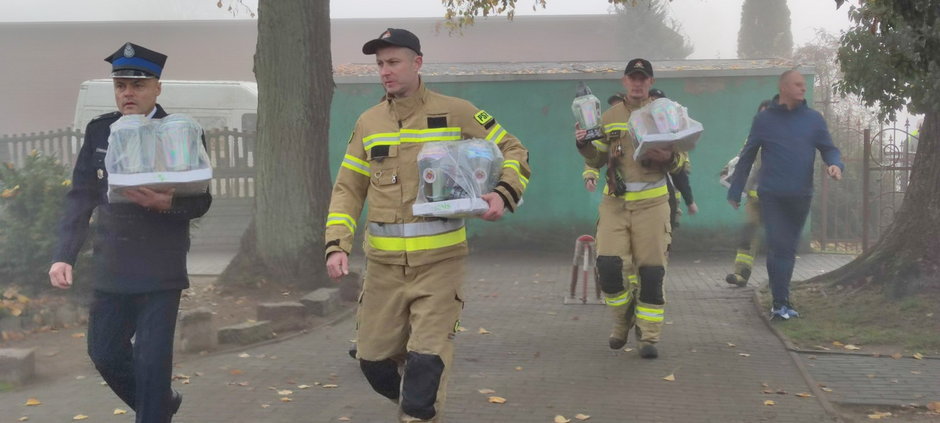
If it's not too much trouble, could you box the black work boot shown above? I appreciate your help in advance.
[639,342,659,359]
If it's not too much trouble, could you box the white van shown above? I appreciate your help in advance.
[73,79,258,132]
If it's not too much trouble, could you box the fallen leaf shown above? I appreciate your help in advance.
[515,366,523,371]
[260,404,271,409]
[478,389,496,394]
[298,385,311,389]
[238,353,250,358]
[911,371,922,375]
[832,341,844,347]
[280,397,292,402]
[575,414,591,420]
[456,326,467,332]
[230,369,244,375]
[762,390,774,394]
[339,418,351,422]
[25,398,41,406]
[663,374,676,382]
[764,400,776,406]
[277,390,293,395]
[554,416,571,423]
[913,352,924,360]
[866,374,876,378]
[867,411,892,419]
[488,396,506,404]
[821,387,833,392]
[114,408,128,415]
[739,353,751,357]
[623,348,634,352]
[813,345,831,351]
[844,344,861,351]
[322,384,339,389]
[776,389,788,395]
[795,393,813,398]
[18,417,28,421]
[71,332,85,338]
[926,401,940,412]
[73,415,89,421]
[890,353,903,359]
[727,343,737,348]
[478,328,491,335]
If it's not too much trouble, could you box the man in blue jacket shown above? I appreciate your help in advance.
[727,70,843,320]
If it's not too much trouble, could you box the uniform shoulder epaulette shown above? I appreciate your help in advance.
[88,111,121,124]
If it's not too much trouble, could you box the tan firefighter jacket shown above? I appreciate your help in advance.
[578,98,683,210]
[325,82,531,266]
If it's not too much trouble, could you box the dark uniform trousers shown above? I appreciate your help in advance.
[88,289,181,423]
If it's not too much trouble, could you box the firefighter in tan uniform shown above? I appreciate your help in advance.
[726,100,772,287]
[575,59,683,359]
[325,28,530,423]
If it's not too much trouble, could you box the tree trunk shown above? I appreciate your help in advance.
[805,111,940,296]
[220,0,333,287]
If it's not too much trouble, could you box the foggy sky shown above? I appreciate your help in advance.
[0,0,852,60]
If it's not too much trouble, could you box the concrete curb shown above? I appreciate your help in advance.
[751,291,853,423]
[173,302,356,364]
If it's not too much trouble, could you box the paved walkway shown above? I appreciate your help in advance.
[4,250,934,422]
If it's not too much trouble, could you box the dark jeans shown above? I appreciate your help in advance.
[87,289,181,423]
[759,193,812,307]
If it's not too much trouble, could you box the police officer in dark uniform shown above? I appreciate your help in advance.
[48,42,211,423]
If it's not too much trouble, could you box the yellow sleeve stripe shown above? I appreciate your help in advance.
[341,154,371,177]
[326,213,357,233]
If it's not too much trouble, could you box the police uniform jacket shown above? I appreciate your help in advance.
[578,99,683,210]
[53,104,212,293]
[325,82,531,267]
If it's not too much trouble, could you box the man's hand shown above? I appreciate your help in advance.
[728,199,740,210]
[584,178,597,192]
[123,187,174,211]
[687,202,699,215]
[49,262,73,289]
[643,147,674,164]
[827,165,842,181]
[480,192,505,221]
[326,251,349,281]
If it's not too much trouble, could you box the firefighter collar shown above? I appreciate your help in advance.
[387,80,429,123]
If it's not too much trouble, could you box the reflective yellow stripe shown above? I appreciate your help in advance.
[637,306,664,322]
[604,122,629,133]
[735,253,754,265]
[326,213,357,234]
[748,190,759,199]
[502,159,528,189]
[362,128,462,151]
[582,169,600,179]
[603,183,669,201]
[341,154,370,176]
[591,140,609,152]
[628,274,638,285]
[604,290,632,307]
[367,227,466,252]
[486,124,508,144]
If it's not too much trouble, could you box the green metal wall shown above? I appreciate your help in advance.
[328,74,813,249]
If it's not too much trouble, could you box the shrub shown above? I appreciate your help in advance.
[0,152,83,296]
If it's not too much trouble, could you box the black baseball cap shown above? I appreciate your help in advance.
[105,42,167,79]
[362,28,423,56]
[624,58,654,78]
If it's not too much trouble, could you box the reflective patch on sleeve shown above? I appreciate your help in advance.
[474,110,495,128]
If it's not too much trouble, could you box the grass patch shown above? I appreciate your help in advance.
[759,280,940,353]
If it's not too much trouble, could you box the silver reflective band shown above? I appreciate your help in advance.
[623,177,667,192]
[368,219,465,237]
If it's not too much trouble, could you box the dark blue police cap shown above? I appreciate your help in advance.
[105,42,167,79]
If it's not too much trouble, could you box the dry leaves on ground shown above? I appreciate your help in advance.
[72,415,89,421]
[764,400,776,406]
[478,328,491,335]
[795,393,813,398]
[554,416,570,423]
[114,408,127,415]
[574,413,591,420]
[913,352,925,360]
[663,373,676,382]
[24,398,41,406]
[844,344,862,351]
[478,389,496,394]
[926,402,940,412]
[891,353,903,359]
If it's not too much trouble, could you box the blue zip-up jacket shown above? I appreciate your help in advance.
[728,96,844,201]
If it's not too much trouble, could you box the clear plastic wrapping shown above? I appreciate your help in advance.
[412,139,503,218]
[629,98,704,161]
[105,114,212,203]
